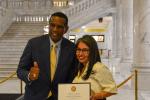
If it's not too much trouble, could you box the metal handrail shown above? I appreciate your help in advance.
[0,72,16,84]
[117,70,138,100]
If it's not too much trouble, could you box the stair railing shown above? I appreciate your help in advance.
[0,69,138,100]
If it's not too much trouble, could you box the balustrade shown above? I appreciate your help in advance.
[1,0,53,9]
[15,15,49,22]
[64,0,100,17]
[0,0,116,36]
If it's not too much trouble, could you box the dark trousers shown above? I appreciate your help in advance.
[47,97,106,100]
[47,96,106,100]
[46,95,56,100]
[97,98,106,100]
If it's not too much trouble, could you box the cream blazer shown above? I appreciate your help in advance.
[73,62,117,93]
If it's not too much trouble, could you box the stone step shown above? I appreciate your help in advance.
[0,59,20,65]
[7,25,45,29]
[0,48,23,51]
[0,64,18,78]
[0,72,17,78]
[4,34,43,37]
[0,64,18,68]
[1,36,42,40]
[0,50,23,52]
[0,62,19,65]
[0,39,29,42]
[0,68,16,71]
[13,21,47,25]
[0,42,27,45]
[0,50,23,53]
[0,57,19,60]
[6,30,44,34]
[0,45,25,48]
[2,34,42,37]
[0,44,25,47]
[0,43,26,46]
[0,51,22,54]
[0,71,17,76]
[0,22,46,66]
[10,25,47,28]
[0,55,21,58]
[0,61,19,65]
[8,24,45,27]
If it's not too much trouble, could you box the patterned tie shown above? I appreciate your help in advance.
[50,44,57,81]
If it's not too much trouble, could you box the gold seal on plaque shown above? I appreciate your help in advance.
[71,86,76,92]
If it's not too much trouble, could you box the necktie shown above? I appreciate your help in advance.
[47,44,57,98]
[50,44,57,81]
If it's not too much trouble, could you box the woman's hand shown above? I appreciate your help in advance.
[90,94,101,100]
[90,93,104,100]
[91,91,116,100]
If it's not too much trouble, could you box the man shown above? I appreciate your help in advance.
[17,12,77,100]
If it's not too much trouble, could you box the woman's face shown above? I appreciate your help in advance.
[76,41,89,66]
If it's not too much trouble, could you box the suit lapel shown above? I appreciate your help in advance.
[53,38,67,81]
[39,35,51,81]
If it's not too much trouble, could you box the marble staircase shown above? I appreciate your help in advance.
[0,21,47,79]
[0,0,116,79]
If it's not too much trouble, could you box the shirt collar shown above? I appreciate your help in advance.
[49,37,62,48]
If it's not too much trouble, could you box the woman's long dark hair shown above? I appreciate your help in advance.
[76,35,101,80]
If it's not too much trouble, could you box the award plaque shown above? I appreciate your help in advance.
[58,83,90,100]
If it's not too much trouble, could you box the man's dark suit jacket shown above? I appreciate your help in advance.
[17,34,77,100]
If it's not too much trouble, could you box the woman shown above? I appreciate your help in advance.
[73,35,117,100]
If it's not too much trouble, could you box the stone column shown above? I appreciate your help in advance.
[114,0,133,62]
[121,0,133,63]
[133,0,150,90]
[113,0,122,58]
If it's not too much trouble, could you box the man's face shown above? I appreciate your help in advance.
[49,16,68,43]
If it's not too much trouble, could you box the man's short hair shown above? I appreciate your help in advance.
[50,12,68,26]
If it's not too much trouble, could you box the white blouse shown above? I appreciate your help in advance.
[73,62,117,93]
